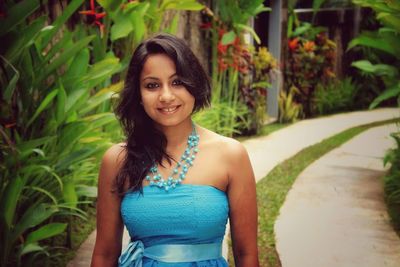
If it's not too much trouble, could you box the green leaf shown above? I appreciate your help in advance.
[12,204,58,244]
[292,23,312,37]
[79,92,115,115]
[36,35,96,84]
[312,0,327,21]
[81,113,117,129]
[236,24,261,44]
[97,0,121,11]
[40,0,85,48]
[1,55,20,102]
[164,1,204,10]
[41,31,72,67]
[347,32,400,58]
[351,60,399,78]
[55,147,103,171]
[221,31,236,45]
[25,223,67,244]
[131,11,146,44]
[63,178,78,208]
[28,186,58,205]
[0,0,45,36]
[65,87,90,114]
[378,12,400,32]
[56,83,67,125]
[27,89,58,127]
[0,176,25,228]
[4,16,46,62]
[165,13,180,34]
[63,48,90,90]
[111,14,133,41]
[19,243,46,256]
[17,136,55,153]
[369,83,400,109]
[82,57,121,88]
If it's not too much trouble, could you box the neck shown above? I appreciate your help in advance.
[158,119,193,151]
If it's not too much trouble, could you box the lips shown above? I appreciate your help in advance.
[158,105,181,115]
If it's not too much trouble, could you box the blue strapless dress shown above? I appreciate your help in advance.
[120,184,229,267]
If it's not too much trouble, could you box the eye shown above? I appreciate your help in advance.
[172,79,184,87]
[144,82,159,89]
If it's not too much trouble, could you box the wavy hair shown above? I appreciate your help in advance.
[114,33,211,194]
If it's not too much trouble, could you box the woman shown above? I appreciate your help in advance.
[91,33,259,267]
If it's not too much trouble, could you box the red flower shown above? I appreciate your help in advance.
[288,38,299,52]
[217,42,228,55]
[199,22,212,29]
[80,0,106,37]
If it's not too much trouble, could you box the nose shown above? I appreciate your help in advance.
[159,84,175,103]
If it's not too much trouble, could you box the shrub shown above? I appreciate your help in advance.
[313,77,359,115]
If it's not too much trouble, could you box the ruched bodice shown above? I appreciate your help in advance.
[120,184,229,266]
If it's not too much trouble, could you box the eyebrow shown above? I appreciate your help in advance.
[142,73,178,82]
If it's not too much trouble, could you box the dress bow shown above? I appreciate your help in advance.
[118,240,145,267]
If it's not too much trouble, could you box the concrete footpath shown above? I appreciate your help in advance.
[68,108,399,266]
[275,124,400,267]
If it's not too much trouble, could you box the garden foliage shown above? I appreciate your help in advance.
[350,0,400,233]
[0,0,204,265]
[194,0,275,136]
[313,77,359,115]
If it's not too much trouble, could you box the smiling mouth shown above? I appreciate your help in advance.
[158,105,180,114]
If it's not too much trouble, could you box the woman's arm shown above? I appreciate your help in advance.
[91,145,125,267]
[226,140,259,267]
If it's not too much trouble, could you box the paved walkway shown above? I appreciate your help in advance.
[275,124,400,267]
[68,108,399,266]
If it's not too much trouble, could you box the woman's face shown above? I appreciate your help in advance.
[139,53,195,129]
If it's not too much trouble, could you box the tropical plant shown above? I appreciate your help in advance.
[383,129,400,233]
[349,0,400,238]
[195,0,271,136]
[286,30,336,116]
[313,77,359,115]
[77,0,204,78]
[349,0,400,109]
[241,46,277,134]
[1,10,119,267]
[278,86,303,123]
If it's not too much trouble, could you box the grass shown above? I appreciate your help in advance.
[228,118,399,266]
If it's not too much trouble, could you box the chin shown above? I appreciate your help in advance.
[153,117,191,128]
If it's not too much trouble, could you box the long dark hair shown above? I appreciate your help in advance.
[115,33,211,194]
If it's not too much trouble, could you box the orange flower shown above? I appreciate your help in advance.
[303,41,315,52]
[288,38,299,51]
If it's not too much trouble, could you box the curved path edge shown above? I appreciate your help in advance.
[275,123,400,267]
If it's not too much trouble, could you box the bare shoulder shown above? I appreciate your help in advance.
[102,143,126,165]
[198,127,248,161]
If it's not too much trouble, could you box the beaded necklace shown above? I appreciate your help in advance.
[145,123,199,192]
